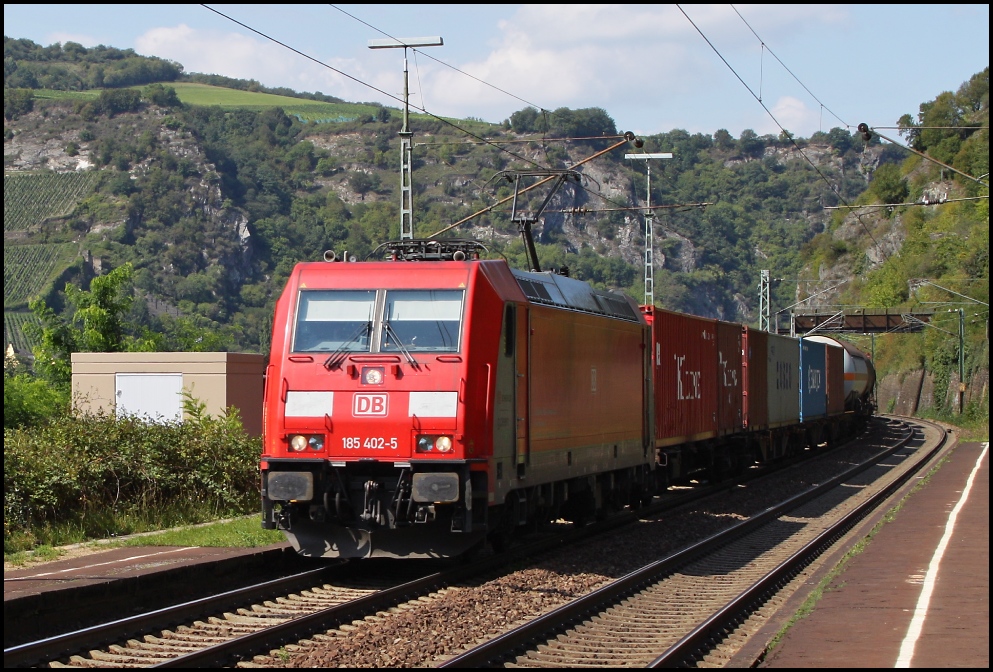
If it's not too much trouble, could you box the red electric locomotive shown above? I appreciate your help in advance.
[261,240,655,559]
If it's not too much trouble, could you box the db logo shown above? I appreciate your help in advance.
[353,393,388,416]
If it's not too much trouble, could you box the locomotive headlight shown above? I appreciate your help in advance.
[289,434,325,452]
[415,435,454,453]
[362,367,385,385]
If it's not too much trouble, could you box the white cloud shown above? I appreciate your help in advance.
[418,4,848,135]
[124,6,854,138]
[765,96,819,138]
[134,24,369,99]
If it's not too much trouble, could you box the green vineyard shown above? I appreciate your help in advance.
[4,311,41,355]
[3,171,100,232]
[3,243,79,308]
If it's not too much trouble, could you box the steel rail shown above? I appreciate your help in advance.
[3,564,342,668]
[438,419,920,667]
[151,435,846,669]
[649,419,948,666]
[9,419,881,668]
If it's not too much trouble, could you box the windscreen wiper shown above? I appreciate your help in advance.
[323,321,371,371]
[383,320,419,368]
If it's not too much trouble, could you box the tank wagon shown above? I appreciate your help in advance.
[261,241,876,558]
[804,334,876,413]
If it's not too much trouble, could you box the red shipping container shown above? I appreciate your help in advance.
[716,320,743,435]
[741,327,769,430]
[643,307,719,447]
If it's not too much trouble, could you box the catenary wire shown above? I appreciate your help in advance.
[200,4,546,172]
[730,5,849,131]
[323,4,655,222]
[202,4,652,234]
[677,4,886,261]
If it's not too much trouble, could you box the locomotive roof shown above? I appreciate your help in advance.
[289,257,642,324]
[511,268,642,323]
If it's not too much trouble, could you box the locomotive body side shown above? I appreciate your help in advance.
[527,307,650,471]
[489,268,654,533]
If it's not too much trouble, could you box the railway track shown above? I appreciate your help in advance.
[5,417,929,669]
[437,417,947,667]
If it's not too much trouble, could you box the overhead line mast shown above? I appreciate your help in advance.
[369,36,444,240]
[624,152,672,307]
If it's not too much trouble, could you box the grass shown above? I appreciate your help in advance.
[31,84,385,122]
[4,500,268,555]
[29,82,482,126]
[168,82,382,121]
[31,88,100,101]
[116,515,285,548]
[763,451,951,655]
[5,515,285,568]
[918,406,988,443]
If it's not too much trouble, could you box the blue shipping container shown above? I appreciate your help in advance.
[799,338,827,421]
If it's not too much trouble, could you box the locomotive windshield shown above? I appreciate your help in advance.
[382,290,463,352]
[293,290,375,352]
[291,288,464,353]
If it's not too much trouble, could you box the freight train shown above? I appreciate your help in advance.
[260,239,875,559]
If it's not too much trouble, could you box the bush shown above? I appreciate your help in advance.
[4,88,34,121]
[4,406,261,551]
[3,374,69,429]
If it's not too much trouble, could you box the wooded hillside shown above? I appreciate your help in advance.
[4,38,988,418]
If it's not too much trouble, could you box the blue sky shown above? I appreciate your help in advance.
[4,4,989,142]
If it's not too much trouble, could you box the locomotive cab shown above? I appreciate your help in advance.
[261,246,520,559]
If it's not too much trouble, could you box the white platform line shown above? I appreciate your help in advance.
[895,442,989,667]
[7,547,200,580]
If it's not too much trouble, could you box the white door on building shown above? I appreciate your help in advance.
[115,373,183,422]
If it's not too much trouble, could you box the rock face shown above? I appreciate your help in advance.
[876,367,988,417]
[4,103,254,299]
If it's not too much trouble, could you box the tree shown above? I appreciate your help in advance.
[96,88,142,116]
[350,171,379,199]
[144,83,181,108]
[4,88,34,120]
[714,129,735,150]
[25,298,80,386]
[26,264,146,385]
[868,163,908,207]
[4,370,69,428]
[510,106,542,133]
[737,129,764,158]
[826,127,854,154]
